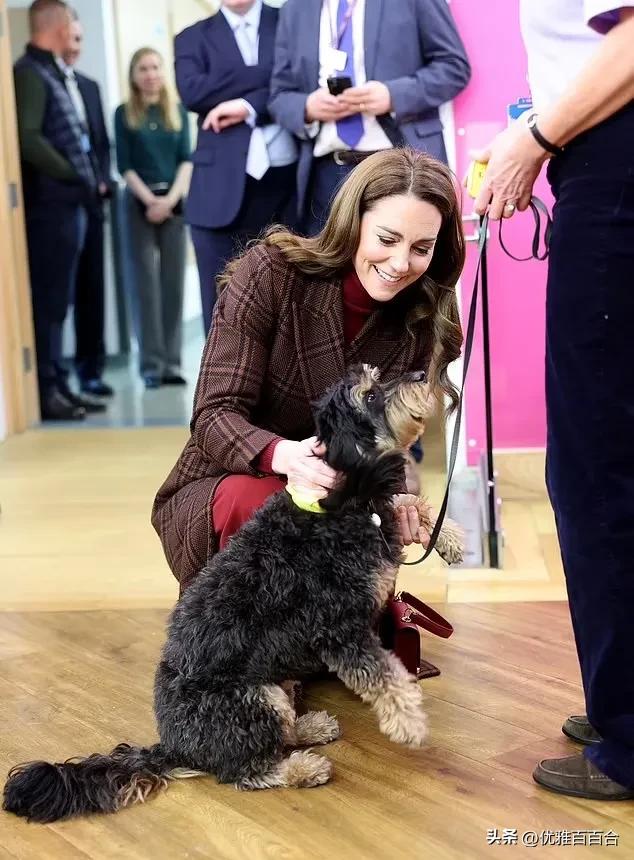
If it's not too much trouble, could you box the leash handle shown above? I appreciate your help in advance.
[498,197,552,262]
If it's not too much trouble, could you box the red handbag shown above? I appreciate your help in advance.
[379,591,454,679]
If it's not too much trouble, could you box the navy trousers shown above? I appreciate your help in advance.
[545,102,634,787]
[303,156,353,237]
[25,202,87,400]
[190,164,296,334]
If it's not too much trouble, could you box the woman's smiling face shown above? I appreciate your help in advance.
[353,193,442,301]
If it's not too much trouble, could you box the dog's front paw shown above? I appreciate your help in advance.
[373,671,429,748]
[380,704,429,749]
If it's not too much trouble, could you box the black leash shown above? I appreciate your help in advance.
[498,197,552,262]
[402,196,551,566]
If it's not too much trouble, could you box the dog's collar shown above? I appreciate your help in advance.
[286,485,327,514]
[286,486,384,527]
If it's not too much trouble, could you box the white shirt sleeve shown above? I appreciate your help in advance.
[239,100,257,129]
[584,2,631,33]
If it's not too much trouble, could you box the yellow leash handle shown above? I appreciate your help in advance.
[466,160,488,199]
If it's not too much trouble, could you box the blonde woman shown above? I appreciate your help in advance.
[115,48,192,388]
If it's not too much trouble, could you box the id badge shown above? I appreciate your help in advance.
[507,96,533,127]
[326,47,347,73]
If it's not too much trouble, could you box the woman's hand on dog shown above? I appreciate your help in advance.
[396,505,430,547]
[272,437,339,499]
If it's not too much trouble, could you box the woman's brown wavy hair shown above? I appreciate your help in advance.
[220,148,465,411]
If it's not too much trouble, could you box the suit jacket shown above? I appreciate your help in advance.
[269,0,471,217]
[175,5,280,230]
[152,243,433,591]
[75,71,112,190]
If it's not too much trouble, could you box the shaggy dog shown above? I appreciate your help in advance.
[3,365,463,822]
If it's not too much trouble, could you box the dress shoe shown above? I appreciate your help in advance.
[162,372,187,386]
[41,391,85,422]
[81,378,114,397]
[61,387,107,413]
[144,374,162,389]
[533,753,634,800]
[562,714,602,745]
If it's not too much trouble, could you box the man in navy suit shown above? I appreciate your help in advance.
[62,12,114,397]
[270,0,471,235]
[175,0,297,334]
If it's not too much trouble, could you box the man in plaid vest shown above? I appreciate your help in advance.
[14,0,105,421]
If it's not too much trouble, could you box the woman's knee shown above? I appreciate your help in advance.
[213,474,285,548]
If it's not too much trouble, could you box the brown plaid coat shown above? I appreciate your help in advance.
[152,244,433,591]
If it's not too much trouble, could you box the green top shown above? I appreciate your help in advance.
[114,103,191,187]
[14,63,77,181]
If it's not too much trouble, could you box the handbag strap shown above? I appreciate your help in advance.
[397,591,454,638]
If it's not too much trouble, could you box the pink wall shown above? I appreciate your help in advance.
[450,0,550,460]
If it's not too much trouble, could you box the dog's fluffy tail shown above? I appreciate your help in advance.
[3,742,177,823]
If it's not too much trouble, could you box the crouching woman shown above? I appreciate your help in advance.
[151,148,465,593]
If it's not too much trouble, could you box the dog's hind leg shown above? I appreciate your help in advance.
[236,750,333,790]
[294,712,341,746]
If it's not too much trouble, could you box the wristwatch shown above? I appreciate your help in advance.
[526,113,564,157]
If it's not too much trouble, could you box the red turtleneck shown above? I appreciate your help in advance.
[255,268,378,473]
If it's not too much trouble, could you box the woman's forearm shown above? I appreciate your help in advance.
[166,162,193,208]
[539,12,634,148]
[123,170,156,206]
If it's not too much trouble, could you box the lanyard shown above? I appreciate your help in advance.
[325,0,357,49]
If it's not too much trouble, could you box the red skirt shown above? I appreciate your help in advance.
[212,474,286,550]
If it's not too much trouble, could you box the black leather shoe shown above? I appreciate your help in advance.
[81,378,114,397]
[41,391,86,421]
[61,388,107,413]
[162,372,187,386]
[144,374,162,389]
[562,714,602,745]
[534,754,634,800]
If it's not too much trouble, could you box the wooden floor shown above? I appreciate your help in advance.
[1,603,633,859]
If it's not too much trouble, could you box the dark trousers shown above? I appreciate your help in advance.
[25,202,87,400]
[74,206,105,383]
[545,102,634,787]
[304,156,354,237]
[190,163,296,334]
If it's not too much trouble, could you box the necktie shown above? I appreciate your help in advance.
[240,20,270,180]
[64,68,92,155]
[335,0,364,149]
[64,68,87,126]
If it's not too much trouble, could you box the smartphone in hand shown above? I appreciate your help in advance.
[327,75,352,96]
